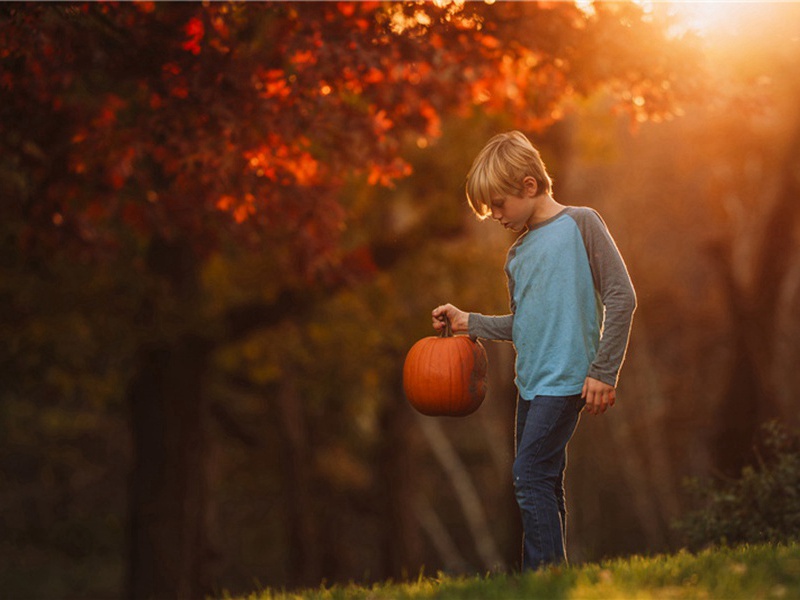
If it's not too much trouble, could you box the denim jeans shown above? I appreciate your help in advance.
[513,394,585,571]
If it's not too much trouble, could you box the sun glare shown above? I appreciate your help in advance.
[666,1,775,39]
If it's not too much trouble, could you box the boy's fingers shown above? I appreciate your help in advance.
[432,305,451,330]
[581,379,616,416]
[587,393,609,416]
[585,390,596,414]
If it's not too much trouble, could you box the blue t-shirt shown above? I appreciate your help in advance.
[468,206,636,400]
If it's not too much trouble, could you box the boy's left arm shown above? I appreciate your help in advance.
[577,209,637,414]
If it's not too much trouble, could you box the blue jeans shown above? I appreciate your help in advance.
[513,394,585,571]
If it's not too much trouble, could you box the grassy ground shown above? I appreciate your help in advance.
[227,542,800,599]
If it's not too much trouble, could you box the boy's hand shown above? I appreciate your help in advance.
[582,377,616,416]
[431,304,469,334]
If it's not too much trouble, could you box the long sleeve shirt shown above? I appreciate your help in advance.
[468,206,636,400]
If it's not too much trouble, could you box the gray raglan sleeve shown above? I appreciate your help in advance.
[572,208,637,387]
[468,313,514,341]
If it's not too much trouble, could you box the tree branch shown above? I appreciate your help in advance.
[220,220,464,346]
[417,415,504,571]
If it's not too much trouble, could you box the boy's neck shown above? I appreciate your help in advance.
[527,194,564,227]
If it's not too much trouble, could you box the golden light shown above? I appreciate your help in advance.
[665,1,773,39]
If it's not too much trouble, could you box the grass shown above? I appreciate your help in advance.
[226,542,800,599]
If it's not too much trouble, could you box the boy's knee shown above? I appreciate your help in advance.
[512,456,526,489]
[513,456,557,493]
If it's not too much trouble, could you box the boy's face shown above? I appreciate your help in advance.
[488,192,535,232]
[487,177,540,231]
[489,185,536,231]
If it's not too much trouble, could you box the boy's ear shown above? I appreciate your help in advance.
[523,176,538,197]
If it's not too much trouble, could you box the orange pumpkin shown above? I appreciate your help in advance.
[403,318,488,416]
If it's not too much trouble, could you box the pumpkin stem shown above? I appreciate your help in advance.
[438,315,453,338]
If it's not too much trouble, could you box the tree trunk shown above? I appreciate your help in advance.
[709,126,800,476]
[275,373,322,588]
[378,363,422,579]
[126,335,212,600]
[126,237,212,600]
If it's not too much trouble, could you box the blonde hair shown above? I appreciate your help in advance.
[465,131,553,219]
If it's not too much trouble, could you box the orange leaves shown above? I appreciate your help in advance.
[215,195,235,212]
[216,136,325,224]
[243,136,321,187]
[216,194,256,224]
[290,49,317,68]
[366,158,412,188]
[419,101,441,138]
[1,0,702,283]
[478,33,501,50]
[363,67,384,85]
[290,154,321,186]
[338,3,356,18]
[255,69,291,100]
[371,109,394,136]
[210,13,230,40]
[233,204,254,225]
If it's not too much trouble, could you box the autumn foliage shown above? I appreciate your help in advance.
[1,1,697,280]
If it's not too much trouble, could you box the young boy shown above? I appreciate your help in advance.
[432,130,636,571]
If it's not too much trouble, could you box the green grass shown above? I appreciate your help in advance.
[227,542,800,599]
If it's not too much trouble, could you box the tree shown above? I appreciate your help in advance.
[1,2,700,597]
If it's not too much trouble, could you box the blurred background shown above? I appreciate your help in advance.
[2,2,799,598]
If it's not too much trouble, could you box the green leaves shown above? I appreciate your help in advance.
[675,421,800,550]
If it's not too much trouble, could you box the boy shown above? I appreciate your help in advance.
[432,130,636,571]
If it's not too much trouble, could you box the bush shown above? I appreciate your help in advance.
[674,420,800,550]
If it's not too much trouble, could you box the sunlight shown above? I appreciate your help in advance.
[666,1,775,39]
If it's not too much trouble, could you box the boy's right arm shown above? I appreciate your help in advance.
[432,304,514,341]
[468,313,514,341]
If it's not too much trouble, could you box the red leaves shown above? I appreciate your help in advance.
[341,245,378,279]
[122,202,148,232]
[135,2,156,14]
[182,16,204,55]
[1,1,701,281]
[161,62,189,99]
[93,94,125,129]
